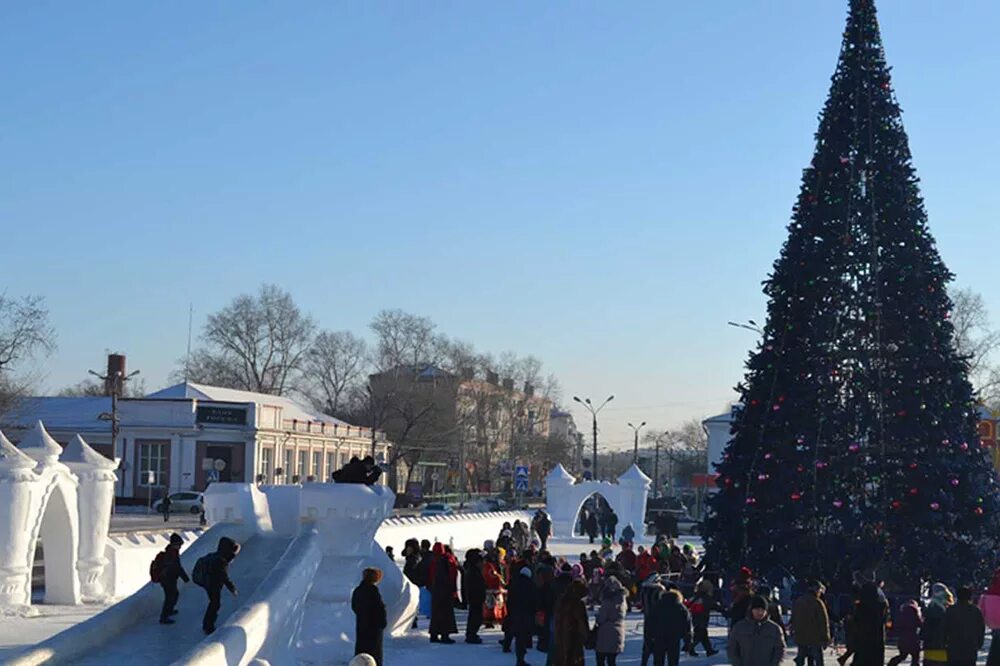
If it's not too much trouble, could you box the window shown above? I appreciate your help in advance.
[327,452,337,478]
[260,448,273,481]
[138,441,167,487]
[312,451,322,477]
[284,450,294,481]
[298,451,307,477]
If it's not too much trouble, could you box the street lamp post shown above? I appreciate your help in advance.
[572,394,614,481]
[727,319,764,335]
[627,421,646,463]
[91,367,140,510]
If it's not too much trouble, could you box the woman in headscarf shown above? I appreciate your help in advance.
[427,542,458,643]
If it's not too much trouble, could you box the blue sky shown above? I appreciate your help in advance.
[2,1,999,449]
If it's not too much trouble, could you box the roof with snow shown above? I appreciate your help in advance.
[145,382,352,426]
[1,397,111,433]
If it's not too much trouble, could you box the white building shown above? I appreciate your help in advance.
[702,408,736,478]
[2,382,391,501]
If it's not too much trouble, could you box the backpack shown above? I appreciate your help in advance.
[192,554,214,588]
[150,552,168,583]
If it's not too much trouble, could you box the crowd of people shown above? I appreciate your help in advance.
[348,508,1000,666]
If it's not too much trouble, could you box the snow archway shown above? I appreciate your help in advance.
[0,422,116,610]
[546,463,651,540]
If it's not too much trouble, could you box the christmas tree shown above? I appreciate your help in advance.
[703,0,1000,590]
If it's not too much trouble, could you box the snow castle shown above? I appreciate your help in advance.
[0,422,117,609]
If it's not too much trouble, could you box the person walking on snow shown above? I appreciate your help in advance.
[648,587,693,666]
[351,567,387,666]
[161,493,172,522]
[534,511,552,552]
[152,533,189,624]
[887,597,922,666]
[687,579,720,657]
[552,579,590,666]
[604,510,619,543]
[727,595,785,666]
[197,536,240,635]
[427,542,459,643]
[463,549,487,644]
[944,586,985,666]
[922,582,953,666]
[593,575,627,666]
[507,566,539,666]
[790,580,830,666]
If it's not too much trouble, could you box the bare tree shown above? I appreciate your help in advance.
[0,294,55,415]
[182,284,315,395]
[300,330,368,418]
[369,309,441,371]
[950,287,1000,409]
[58,377,147,398]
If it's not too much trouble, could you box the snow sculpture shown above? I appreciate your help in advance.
[296,481,417,663]
[62,434,119,601]
[545,463,651,540]
[0,422,118,610]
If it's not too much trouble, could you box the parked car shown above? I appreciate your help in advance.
[153,491,204,514]
[466,497,509,513]
[420,503,455,517]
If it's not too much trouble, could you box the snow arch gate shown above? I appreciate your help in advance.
[0,422,118,610]
[545,463,651,540]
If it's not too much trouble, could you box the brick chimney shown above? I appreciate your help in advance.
[105,354,127,397]
[502,378,515,391]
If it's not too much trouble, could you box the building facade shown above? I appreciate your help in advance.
[2,382,391,501]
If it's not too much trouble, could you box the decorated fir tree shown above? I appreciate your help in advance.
[703,0,1000,590]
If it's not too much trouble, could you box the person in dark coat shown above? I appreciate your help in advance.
[851,582,888,666]
[605,510,619,542]
[508,566,539,666]
[790,580,830,666]
[594,576,628,666]
[536,563,557,653]
[553,579,590,666]
[161,493,172,522]
[201,536,240,635]
[352,567,388,666]
[887,598,922,666]
[688,579,720,657]
[728,596,785,666]
[414,539,433,622]
[584,511,599,544]
[922,583,953,666]
[427,542,458,643]
[648,587,693,666]
[402,539,422,628]
[463,549,487,644]
[944,586,985,666]
[535,511,552,551]
[157,533,190,624]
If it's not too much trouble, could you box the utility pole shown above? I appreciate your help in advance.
[91,361,140,510]
[653,436,661,500]
[573,394,614,481]
[627,421,646,464]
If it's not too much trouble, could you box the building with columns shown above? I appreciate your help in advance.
[2,382,391,501]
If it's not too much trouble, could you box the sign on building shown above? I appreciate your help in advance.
[196,405,247,425]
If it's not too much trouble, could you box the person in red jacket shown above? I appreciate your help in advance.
[636,547,658,585]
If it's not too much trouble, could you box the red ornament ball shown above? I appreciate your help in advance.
[975,507,985,516]
[930,502,940,511]
[791,493,802,501]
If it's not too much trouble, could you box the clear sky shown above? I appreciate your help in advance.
[2,1,999,450]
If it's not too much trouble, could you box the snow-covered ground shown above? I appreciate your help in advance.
[2,533,994,665]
